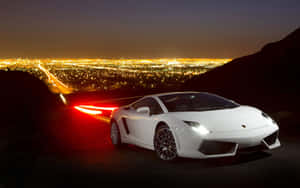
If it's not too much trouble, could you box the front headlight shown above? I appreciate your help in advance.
[183,121,210,135]
[262,112,277,125]
[262,112,270,119]
[183,120,200,127]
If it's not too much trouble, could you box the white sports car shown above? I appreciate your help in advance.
[110,92,280,160]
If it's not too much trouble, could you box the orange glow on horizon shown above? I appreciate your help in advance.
[0,58,232,94]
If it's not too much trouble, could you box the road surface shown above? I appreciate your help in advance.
[0,122,299,188]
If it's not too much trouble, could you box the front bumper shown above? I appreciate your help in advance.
[176,125,280,159]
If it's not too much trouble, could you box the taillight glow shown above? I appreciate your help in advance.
[74,105,118,116]
[74,106,103,115]
[77,105,118,111]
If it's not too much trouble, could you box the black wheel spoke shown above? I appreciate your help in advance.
[154,127,177,161]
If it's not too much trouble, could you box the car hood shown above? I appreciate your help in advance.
[167,105,271,132]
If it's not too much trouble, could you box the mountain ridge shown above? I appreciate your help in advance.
[183,27,300,112]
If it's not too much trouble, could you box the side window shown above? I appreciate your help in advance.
[132,98,163,115]
[132,98,149,110]
[147,98,163,115]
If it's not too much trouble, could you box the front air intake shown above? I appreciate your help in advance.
[263,131,278,146]
[199,141,237,155]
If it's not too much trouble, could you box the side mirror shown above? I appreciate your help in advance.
[136,106,150,115]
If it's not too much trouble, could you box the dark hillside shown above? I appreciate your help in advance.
[184,27,300,112]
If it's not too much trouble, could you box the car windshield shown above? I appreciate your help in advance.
[159,93,239,112]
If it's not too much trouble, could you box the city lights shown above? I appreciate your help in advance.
[0,58,231,94]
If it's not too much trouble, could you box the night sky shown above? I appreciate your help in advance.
[1,0,299,58]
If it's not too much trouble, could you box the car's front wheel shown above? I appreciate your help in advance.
[154,124,178,161]
[110,121,122,147]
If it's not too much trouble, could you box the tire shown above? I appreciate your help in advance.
[110,121,122,147]
[154,124,178,161]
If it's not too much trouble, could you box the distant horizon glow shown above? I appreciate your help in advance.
[0,58,231,93]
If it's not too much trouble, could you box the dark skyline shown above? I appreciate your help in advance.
[0,0,299,58]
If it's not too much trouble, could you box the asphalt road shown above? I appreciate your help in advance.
[1,122,299,188]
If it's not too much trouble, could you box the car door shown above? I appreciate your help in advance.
[125,97,164,146]
[120,98,149,143]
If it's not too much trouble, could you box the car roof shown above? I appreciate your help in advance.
[127,91,223,107]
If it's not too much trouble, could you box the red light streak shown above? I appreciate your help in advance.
[77,105,118,111]
[74,106,103,115]
[73,105,118,117]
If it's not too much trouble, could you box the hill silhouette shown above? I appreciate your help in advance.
[0,71,60,152]
[184,27,300,112]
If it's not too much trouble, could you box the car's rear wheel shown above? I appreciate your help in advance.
[110,121,122,147]
[154,124,177,161]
